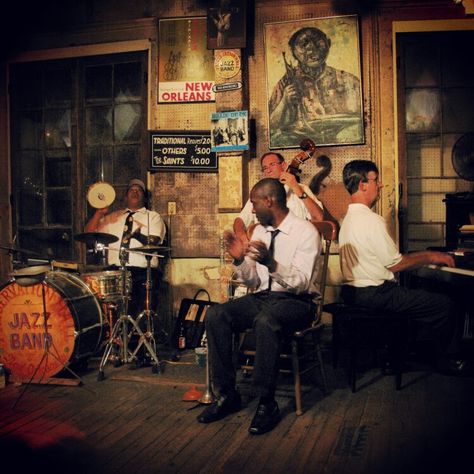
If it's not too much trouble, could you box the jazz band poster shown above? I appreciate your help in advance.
[264,15,364,149]
[159,17,215,103]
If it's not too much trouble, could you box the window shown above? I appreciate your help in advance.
[10,52,147,260]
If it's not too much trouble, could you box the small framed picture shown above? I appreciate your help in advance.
[211,110,249,152]
[207,0,247,50]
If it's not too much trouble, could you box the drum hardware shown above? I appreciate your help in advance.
[74,232,118,267]
[127,247,166,374]
[96,248,166,379]
[0,243,41,257]
[10,267,84,409]
[97,298,133,378]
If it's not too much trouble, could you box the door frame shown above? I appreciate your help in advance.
[392,19,474,251]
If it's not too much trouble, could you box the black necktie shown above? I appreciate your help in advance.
[121,211,136,262]
[267,229,280,291]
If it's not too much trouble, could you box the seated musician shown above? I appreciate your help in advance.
[85,178,166,342]
[339,160,471,375]
[197,178,321,434]
[233,152,323,244]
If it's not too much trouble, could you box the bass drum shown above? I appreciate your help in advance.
[0,271,104,381]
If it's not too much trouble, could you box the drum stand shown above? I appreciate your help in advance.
[97,253,164,380]
[13,271,83,409]
[97,263,133,380]
[129,254,164,374]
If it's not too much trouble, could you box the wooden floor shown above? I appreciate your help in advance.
[1,346,474,474]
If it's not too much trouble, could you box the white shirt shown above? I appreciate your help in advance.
[339,203,402,287]
[238,183,323,227]
[234,210,321,295]
[98,207,166,267]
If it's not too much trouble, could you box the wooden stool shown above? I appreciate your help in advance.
[324,303,411,393]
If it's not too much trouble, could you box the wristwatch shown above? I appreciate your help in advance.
[298,191,308,199]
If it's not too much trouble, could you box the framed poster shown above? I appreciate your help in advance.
[211,110,249,152]
[207,0,247,50]
[264,15,364,148]
[159,17,215,103]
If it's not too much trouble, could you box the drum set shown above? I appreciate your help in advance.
[0,182,169,384]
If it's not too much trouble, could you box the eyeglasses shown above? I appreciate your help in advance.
[261,162,281,172]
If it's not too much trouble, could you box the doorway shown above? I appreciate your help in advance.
[396,28,474,252]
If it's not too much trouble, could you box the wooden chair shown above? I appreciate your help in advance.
[238,220,336,415]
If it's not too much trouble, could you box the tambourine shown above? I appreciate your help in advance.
[87,182,116,209]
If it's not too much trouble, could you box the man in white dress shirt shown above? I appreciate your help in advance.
[85,178,166,332]
[198,178,321,434]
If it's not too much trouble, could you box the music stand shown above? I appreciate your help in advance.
[12,266,83,409]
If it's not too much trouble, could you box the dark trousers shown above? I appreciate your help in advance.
[205,291,315,399]
[341,281,461,356]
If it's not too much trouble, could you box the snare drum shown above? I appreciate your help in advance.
[81,270,129,301]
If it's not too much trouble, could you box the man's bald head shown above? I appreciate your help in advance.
[251,178,287,209]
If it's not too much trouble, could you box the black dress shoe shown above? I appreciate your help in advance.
[436,357,473,376]
[248,401,281,435]
[197,391,241,423]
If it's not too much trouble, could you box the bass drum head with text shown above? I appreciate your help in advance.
[0,271,104,382]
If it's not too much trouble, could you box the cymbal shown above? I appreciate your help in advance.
[11,265,51,277]
[0,244,40,256]
[74,232,119,245]
[128,244,171,253]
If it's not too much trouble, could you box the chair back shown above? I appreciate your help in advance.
[311,220,337,323]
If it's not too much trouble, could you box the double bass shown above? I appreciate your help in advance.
[285,138,317,177]
[245,138,318,240]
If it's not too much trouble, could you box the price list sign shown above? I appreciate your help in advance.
[150,131,217,172]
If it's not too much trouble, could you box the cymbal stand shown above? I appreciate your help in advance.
[130,253,164,373]
[97,254,134,381]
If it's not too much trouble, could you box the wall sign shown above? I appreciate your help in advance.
[213,81,242,93]
[214,50,241,79]
[150,131,217,172]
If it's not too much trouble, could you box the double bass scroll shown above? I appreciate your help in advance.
[285,138,317,177]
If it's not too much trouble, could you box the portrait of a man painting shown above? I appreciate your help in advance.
[264,15,364,148]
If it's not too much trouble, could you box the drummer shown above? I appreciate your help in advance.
[85,178,166,321]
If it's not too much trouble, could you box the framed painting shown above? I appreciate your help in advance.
[158,17,215,103]
[207,0,247,50]
[264,15,364,148]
